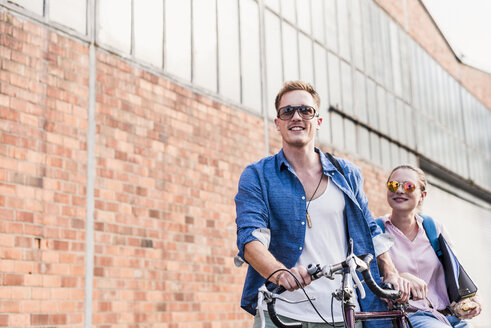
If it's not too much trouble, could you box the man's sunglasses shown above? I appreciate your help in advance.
[387,181,417,193]
[277,105,318,120]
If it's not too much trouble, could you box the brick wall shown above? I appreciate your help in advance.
[0,11,88,327]
[91,50,266,327]
[0,9,273,326]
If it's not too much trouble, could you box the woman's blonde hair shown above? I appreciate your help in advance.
[387,164,427,191]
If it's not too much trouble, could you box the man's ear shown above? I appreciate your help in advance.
[316,117,323,129]
[274,117,280,131]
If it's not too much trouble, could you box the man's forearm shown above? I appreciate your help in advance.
[244,240,286,282]
[376,251,399,278]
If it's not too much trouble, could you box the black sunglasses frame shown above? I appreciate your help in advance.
[277,105,318,120]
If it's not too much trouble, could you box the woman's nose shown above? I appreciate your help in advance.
[395,184,404,193]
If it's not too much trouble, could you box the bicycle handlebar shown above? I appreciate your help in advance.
[357,254,401,300]
[304,253,401,301]
[258,283,302,328]
[258,250,401,328]
[267,300,300,328]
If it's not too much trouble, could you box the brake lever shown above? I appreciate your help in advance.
[347,244,373,297]
[257,286,267,328]
[260,284,316,305]
[347,256,366,299]
[258,284,311,328]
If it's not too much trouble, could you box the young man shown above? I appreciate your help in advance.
[235,81,409,327]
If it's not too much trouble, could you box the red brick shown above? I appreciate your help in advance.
[49,314,67,325]
[4,274,23,286]
[52,240,69,251]
[61,276,78,287]
[0,315,7,327]
[4,222,22,234]
[14,236,32,248]
[16,211,33,223]
[0,107,17,120]
[0,34,21,50]
[9,313,29,326]
[0,208,14,221]
[31,314,49,325]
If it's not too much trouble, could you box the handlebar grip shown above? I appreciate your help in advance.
[267,302,302,328]
[264,281,301,328]
[272,285,286,295]
[360,269,401,300]
[357,254,401,300]
[265,281,286,294]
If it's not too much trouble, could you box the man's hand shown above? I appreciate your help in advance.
[244,241,312,291]
[275,265,312,291]
[400,272,427,300]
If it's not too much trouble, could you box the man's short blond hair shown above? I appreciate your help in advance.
[274,81,321,113]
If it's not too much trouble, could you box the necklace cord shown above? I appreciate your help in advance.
[305,172,324,228]
[306,172,323,212]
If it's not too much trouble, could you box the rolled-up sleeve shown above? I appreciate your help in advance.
[234,166,269,266]
[372,232,395,256]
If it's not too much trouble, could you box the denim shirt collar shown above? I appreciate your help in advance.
[277,148,357,207]
[277,147,338,174]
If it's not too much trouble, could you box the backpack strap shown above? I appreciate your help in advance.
[419,214,443,259]
[375,218,385,233]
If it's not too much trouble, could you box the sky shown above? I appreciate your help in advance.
[421,0,491,74]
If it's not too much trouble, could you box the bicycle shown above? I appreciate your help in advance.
[257,239,417,328]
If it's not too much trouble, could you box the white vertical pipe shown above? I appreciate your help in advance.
[84,0,96,327]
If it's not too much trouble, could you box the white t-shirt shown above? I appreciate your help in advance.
[275,177,360,322]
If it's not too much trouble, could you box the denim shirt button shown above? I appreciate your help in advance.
[301,222,305,225]
[301,196,305,200]
[299,247,303,250]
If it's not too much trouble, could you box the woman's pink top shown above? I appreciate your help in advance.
[380,214,451,325]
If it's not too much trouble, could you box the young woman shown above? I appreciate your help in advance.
[379,165,481,328]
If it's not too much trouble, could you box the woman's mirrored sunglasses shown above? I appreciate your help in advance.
[277,105,318,120]
[387,181,417,193]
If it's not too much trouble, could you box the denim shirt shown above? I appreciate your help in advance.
[235,149,392,328]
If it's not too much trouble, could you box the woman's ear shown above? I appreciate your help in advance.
[418,190,427,207]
